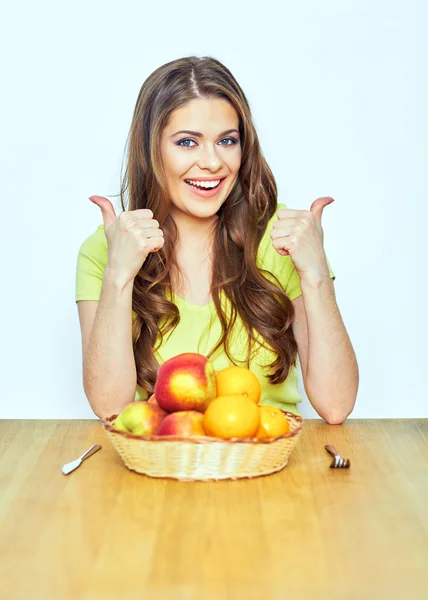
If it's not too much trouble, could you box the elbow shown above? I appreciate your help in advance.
[323,413,348,425]
[87,398,123,422]
[83,382,135,421]
[91,405,108,421]
[85,391,107,421]
[321,402,355,425]
[307,383,358,426]
[82,382,114,421]
[308,393,356,425]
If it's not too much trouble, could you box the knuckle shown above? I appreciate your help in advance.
[150,237,164,252]
[123,218,136,232]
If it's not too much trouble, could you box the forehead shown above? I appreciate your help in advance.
[165,98,239,133]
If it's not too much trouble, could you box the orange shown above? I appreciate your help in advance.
[256,406,290,439]
[215,366,262,405]
[203,394,261,439]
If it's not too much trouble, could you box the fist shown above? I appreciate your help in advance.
[89,195,164,284]
[269,196,334,280]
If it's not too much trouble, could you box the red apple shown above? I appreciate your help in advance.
[113,401,167,436]
[157,411,206,437]
[154,352,217,413]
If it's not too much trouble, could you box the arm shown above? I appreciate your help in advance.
[76,195,164,419]
[291,281,359,424]
[270,196,358,424]
[77,269,137,420]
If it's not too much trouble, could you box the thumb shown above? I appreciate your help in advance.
[310,196,335,222]
[88,195,117,230]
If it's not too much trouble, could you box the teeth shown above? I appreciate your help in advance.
[186,179,221,189]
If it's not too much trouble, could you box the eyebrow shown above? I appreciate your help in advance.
[170,128,239,138]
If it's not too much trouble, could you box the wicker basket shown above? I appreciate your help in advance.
[102,411,303,481]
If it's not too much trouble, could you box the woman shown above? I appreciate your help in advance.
[76,56,358,423]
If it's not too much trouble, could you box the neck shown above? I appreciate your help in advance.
[172,211,218,253]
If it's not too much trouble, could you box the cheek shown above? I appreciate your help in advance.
[228,147,242,173]
[170,149,195,179]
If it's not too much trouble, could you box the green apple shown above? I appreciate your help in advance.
[113,412,127,432]
[114,401,167,436]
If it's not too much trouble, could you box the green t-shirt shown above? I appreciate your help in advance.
[75,203,334,416]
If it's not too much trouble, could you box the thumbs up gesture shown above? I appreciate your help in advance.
[270,196,334,283]
[89,195,164,286]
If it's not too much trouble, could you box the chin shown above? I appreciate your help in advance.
[182,198,225,218]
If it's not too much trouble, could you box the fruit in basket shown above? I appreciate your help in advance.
[154,352,217,413]
[113,401,167,436]
[256,406,290,439]
[112,411,127,432]
[215,366,262,404]
[147,394,159,406]
[157,410,205,437]
[203,394,261,439]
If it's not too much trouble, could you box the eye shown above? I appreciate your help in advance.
[176,138,197,147]
[218,137,239,146]
[176,136,239,148]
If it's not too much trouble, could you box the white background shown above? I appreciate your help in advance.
[2,0,426,419]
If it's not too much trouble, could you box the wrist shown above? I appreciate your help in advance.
[103,266,135,294]
[300,269,332,291]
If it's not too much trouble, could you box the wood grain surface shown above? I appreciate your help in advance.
[1,419,427,600]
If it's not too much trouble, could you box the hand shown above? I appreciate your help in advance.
[269,196,334,283]
[89,195,164,285]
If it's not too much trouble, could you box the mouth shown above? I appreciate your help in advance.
[184,177,227,198]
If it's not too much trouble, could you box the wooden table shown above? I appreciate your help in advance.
[1,419,427,600]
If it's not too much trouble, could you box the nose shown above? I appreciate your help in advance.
[197,144,223,171]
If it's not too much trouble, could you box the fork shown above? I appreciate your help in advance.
[61,444,102,475]
[325,444,351,468]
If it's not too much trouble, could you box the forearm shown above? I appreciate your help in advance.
[83,269,137,419]
[301,276,359,424]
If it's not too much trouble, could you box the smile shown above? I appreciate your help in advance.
[185,178,223,189]
[183,177,227,197]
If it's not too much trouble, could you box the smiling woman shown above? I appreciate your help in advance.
[75,56,358,424]
[160,100,241,217]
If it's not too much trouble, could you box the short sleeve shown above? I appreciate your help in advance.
[257,203,336,302]
[75,225,108,302]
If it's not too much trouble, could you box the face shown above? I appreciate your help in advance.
[160,98,242,222]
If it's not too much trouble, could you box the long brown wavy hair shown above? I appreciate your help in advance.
[115,56,298,394]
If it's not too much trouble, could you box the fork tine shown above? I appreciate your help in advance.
[330,456,351,468]
[326,444,351,468]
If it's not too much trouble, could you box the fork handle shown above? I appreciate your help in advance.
[80,444,102,462]
[325,444,340,458]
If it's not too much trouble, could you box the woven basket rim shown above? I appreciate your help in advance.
[102,410,303,444]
